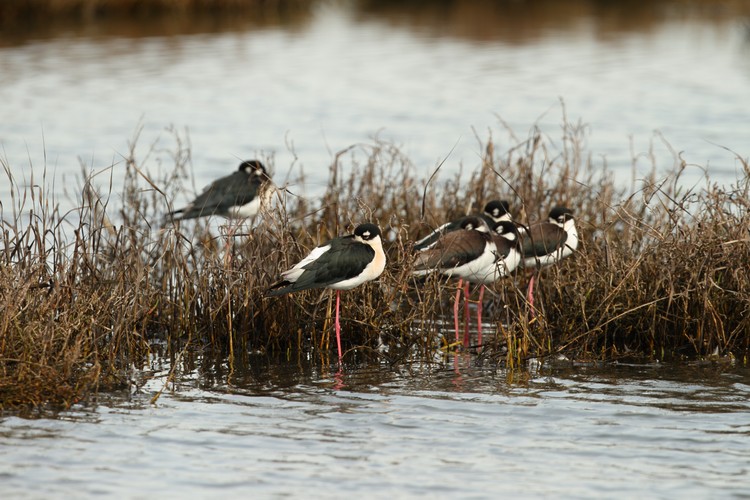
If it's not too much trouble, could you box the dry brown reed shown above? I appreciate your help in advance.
[1,117,749,409]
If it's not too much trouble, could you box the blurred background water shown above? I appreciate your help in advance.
[1,0,749,212]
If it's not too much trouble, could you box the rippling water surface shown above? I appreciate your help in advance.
[2,361,749,498]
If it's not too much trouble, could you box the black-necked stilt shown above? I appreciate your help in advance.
[413,216,496,282]
[519,206,579,311]
[413,216,521,347]
[475,219,523,345]
[267,223,386,361]
[413,199,511,251]
[492,220,524,277]
[168,160,274,221]
[482,199,513,225]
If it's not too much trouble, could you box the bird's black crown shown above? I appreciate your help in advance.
[459,216,487,231]
[239,160,268,176]
[493,220,519,239]
[354,223,381,241]
[549,206,574,223]
[484,199,510,218]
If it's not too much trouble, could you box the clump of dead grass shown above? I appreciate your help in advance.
[1,116,749,409]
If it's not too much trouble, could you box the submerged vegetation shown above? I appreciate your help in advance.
[1,117,749,409]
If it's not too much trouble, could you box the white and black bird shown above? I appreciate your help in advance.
[482,199,513,225]
[519,206,579,310]
[413,216,497,283]
[413,216,521,347]
[475,219,523,345]
[167,160,274,222]
[491,220,524,279]
[267,223,386,361]
[413,199,512,251]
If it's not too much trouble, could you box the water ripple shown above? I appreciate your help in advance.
[2,364,750,498]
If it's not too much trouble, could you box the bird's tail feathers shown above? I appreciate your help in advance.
[266,280,293,296]
[160,209,185,226]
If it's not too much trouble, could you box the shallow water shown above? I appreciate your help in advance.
[2,359,749,498]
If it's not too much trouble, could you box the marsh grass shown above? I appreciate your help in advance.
[1,117,749,409]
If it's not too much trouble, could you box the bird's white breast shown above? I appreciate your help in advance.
[562,219,579,257]
[329,236,386,290]
[228,184,274,219]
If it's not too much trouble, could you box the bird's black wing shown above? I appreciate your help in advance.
[414,230,489,270]
[521,224,567,257]
[268,236,375,295]
[174,170,262,219]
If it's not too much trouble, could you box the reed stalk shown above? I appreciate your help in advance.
[1,117,748,409]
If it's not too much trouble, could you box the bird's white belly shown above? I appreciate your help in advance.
[228,197,261,219]
[496,248,522,278]
[227,186,273,219]
[441,242,499,284]
[470,246,521,284]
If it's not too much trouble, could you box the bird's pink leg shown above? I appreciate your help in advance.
[333,366,345,391]
[463,281,470,347]
[454,279,463,345]
[527,273,536,317]
[477,284,485,349]
[222,225,235,266]
[335,290,343,362]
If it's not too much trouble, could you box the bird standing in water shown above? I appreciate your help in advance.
[519,206,579,311]
[412,200,513,346]
[413,216,521,347]
[267,223,386,361]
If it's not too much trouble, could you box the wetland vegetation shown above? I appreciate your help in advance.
[2,118,748,409]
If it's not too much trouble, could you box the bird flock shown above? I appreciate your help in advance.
[167,160,579,360]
